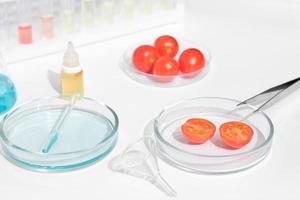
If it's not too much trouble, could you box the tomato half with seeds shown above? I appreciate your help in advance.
[219,121,254,149]
[181,118,216,144]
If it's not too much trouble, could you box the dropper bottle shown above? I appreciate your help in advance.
[61,42,84,97]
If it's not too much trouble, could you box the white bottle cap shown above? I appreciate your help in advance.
[62,41,82,74]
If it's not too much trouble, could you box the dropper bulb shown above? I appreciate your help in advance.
[67,41,74,52]
[63,41,80,67]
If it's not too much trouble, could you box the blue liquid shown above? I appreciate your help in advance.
[0,74,17,114]
[3,108,117,171]
[7,109,114,153]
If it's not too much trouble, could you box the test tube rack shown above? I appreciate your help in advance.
[0,0,184,64]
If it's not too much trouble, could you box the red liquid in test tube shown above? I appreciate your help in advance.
[41,15,54,39]
[17,0,33,45]
[18,23,32,44]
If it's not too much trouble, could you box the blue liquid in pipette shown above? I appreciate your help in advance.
[0,74,17,114]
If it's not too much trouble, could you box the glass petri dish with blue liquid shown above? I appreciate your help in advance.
[0,96,119,172]
[0,73,17,114]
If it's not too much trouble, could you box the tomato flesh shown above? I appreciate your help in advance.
[179,48,205,75]
[154,35,179,57]
[219,121,254,149]
[181,118,216,144]
[132,45,159,73]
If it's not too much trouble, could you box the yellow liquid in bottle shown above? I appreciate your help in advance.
[61,70,84,96]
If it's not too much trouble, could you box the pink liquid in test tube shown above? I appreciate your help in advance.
[41,15,54,39]
[18,23,32,44]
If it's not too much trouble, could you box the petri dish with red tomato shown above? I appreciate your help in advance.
[121,35,211,87]
[153,97,274,174]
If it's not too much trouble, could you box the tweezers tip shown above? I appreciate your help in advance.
[236,102,246,106]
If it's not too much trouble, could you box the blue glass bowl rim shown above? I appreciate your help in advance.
[0,95,119,156]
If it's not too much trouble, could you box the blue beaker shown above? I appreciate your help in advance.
[0,73,17,114]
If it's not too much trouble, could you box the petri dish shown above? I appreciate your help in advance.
[120,39,211,87]
[154,97,274,174]
[0,96,119,172]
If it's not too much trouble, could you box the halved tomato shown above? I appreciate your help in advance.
[219,121,254,149]
[181,118,216,144]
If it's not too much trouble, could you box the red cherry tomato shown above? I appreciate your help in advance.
[152,56,179,82]
[181,118,216,144]
[154,35,179,57]
[179,48,205,75]
[132,45,159,73]
[219,121,254,149]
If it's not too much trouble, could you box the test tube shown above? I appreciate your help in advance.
[40,0,54,39]
[81,0,96,27]
[140,0,153,15]
[120,0,135,20]
[0,3,9,50]
[99,0,116,24]
[61,0,75,34]
[17,0,33,44]
[158,0,176,10]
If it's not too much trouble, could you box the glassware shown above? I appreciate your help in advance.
[154,97,274,174]
[0,2,9,51]
[40,0,54,39]
[121,38,211,87]
[139,0,153,15]
[61,42,84,97]
[109,137,177,197]
[41,93,79,153]
[0,53,17,115]
[0,96,119,172]
[120,0,135,20]
[0,74,17,115]
[0,0,184,64]
[81,0,96,27]
[158,0,176,10]
[61,0,75,34]
[17,0,33,44]
[99,0,116,25]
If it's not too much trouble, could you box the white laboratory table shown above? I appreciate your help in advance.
[1,0,300,199]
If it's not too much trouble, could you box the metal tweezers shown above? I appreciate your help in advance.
[237,77,300,114]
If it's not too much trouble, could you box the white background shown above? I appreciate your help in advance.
[1,0,300,199]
